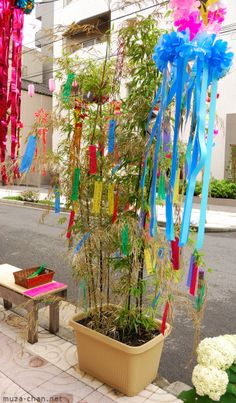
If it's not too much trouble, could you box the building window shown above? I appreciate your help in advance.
[63,11,111,54]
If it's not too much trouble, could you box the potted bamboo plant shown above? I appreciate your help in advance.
[50,15,197,396]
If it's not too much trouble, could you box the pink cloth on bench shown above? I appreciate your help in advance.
[23,281,66,297]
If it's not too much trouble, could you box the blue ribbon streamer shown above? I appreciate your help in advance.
[74,233,91,255]
[196,72,218,250]
[166,57,187,241]
[54,188,60,214]
[149,69,168,237]
[19,135,37,173]
[179,62,208,247]
[152,291,161,309]
[108,120,116,154]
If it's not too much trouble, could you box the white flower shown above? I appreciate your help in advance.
[192,365,229,401]
[223,335,236,362]
[197,336,236,370]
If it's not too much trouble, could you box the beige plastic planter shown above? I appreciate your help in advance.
[70,310,171,396]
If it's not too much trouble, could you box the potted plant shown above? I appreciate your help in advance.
[49,15,202,397]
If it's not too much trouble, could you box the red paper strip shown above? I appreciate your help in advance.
[161,302,169,335]
[67,210,75,239]
[112,190,118,224]
[89,145,97,174]
[190,263,198,296]
[171,237,180,270]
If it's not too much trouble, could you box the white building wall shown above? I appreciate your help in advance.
[52,0,236,180]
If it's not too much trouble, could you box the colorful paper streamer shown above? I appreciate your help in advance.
[89,145,97,175]
[19,135,37,173]
[92,181,103,214]
[71,167,80,202]
[108,120,116,154]
[67,210,75,239]
[108,183,115,216]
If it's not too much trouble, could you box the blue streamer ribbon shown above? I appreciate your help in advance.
[108,120,116,154]
[74,233,91,255]
[19,135,37,174]
[152,291,161,309]
[54,188,60,214]
[166,57,187,241]
[149,69,168,237]
[196,71,218,250]
[180,62,208,247]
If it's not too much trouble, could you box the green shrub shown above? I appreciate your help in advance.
[19,190,39,202]
[210,179,236,199]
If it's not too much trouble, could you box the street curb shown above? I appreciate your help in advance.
[0,198,68,213]
[1,198,236,232]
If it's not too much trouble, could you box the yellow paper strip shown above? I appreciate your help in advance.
[173,168,180,204]
[92,181,103,214]
[108,183,115,216]
[144,248,153,275]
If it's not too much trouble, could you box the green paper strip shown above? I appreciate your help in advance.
[121,224,129,256]
[158,172,166,200]
[72,168,80,201]
[79,280,87,311]
[63,72,75,104]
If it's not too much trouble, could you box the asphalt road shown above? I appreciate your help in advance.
[0,203,235,386]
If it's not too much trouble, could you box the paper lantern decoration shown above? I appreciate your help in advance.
[49,78,56,92]
[28,84,35,97]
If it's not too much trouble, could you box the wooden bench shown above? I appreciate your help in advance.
[0,264,67,344]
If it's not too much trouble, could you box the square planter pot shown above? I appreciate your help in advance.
[70,309,170,396]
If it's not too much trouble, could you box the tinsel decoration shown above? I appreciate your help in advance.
[92,181,103,215]
[71,167,80,202]
[0,0,34,182]
[19,135,37,173]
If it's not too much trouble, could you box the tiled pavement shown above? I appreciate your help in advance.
[0,303,182,403]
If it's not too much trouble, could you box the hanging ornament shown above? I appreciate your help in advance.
[92,181,103,215]
[158,171,166,201]
[54,187,60,214]
[108,183,115,216]
[108,119,116,154]
[67,210,75,239]
[161,302,169,335]
[171,237,180,270]
[28,84,35,97]
[112,189,119,224]
[144,248,153,275]
[89,145,97,175]
[173,168,180,204]
[19,135,37,173]
[48,78,55,92]
[63,72,75,104]
[71,167,80,202]
[121,224,129,256]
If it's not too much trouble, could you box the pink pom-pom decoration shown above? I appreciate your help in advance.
[72,80,78,88]
[28,84,35,97]
[48,78,55,92]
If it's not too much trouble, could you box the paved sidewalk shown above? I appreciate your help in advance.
[0,300,181,403]
[0,185,236,231]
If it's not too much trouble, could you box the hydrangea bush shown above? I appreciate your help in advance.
[179,334,236,402]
